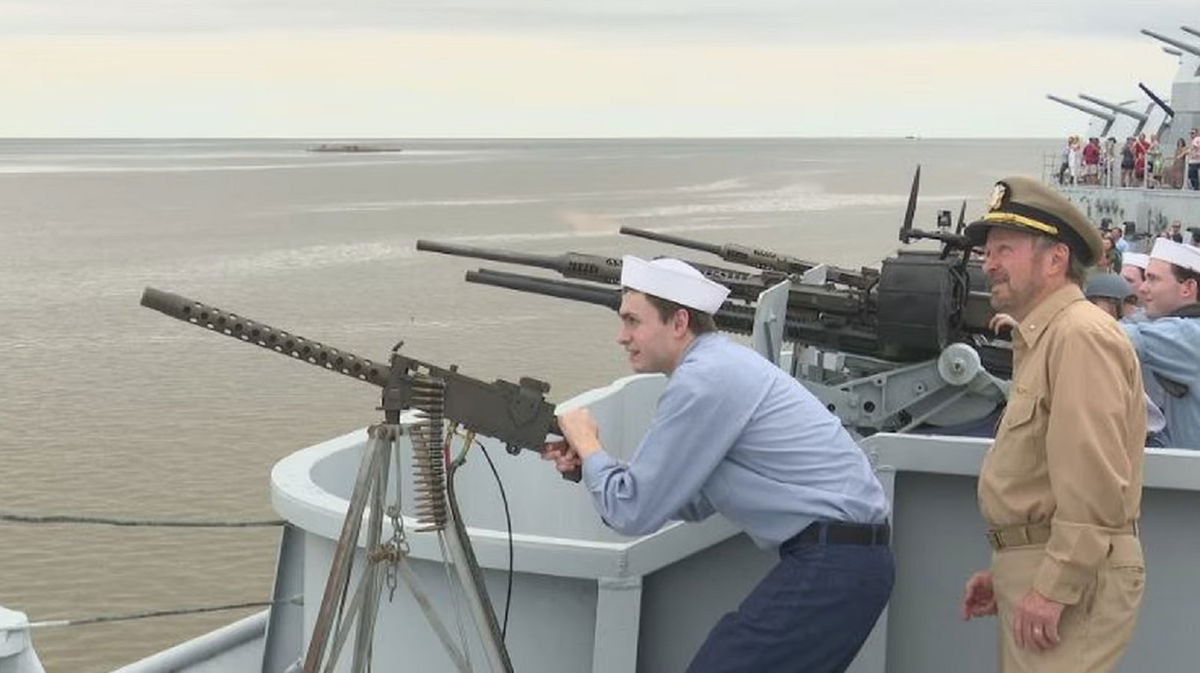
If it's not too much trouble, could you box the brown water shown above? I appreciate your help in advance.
[0,137,1055,671]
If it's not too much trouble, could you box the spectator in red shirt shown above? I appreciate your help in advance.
[1082,138,1101,184]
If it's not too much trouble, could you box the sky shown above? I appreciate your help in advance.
[1,1,1197,137]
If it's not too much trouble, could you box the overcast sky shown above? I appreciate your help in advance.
[2,1,1196,137]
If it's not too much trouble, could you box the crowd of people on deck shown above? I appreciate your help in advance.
[994,222,1200,450]
[1056,128,1200,190]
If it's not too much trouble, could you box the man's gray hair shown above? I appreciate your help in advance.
[1034,234,1088,286]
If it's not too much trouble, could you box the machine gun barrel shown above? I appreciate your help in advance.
[140,287,558,451]
[619,226,879,290]
[465,269,882,357]
[141,287,393,386]
[417,239,623,283]
[466,269,621,310]
[614,227,723,255]
[418,238,779,295]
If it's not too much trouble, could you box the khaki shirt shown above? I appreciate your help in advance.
[978,284,1146,605]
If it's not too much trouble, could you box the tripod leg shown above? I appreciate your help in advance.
[444,456,514,673]
[350,428,394,672]
[302,426,390,673]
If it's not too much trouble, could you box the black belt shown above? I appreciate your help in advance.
[782,521,890,552]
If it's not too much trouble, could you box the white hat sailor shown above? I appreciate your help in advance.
[1122,252,1149,270]
[1150,239,1200,274]
[620,255,730,313]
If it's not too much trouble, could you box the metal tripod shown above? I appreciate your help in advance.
[300,392,514,673]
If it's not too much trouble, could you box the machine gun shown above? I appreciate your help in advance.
[617,226,879,289]
[140,287,558,453]
[140,287,568,673]
[415,239,792,301]
[420,168,1011,437]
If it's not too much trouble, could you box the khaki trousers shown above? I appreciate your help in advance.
[991,535,1144,673]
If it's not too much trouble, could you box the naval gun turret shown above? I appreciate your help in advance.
[1139,27,1200,148]
[1047,25,1200,237]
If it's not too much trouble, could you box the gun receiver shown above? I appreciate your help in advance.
[618,226,879,290]
[140,287,558,452]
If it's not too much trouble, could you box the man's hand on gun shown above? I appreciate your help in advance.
[543,407,602,478]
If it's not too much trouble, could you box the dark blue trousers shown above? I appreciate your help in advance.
[686,529,895,673]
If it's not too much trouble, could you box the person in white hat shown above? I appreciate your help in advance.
[1122,239,1200,449]
[1116,252,1151,321]
[544,255,893,673]
[1119,252,1149,297]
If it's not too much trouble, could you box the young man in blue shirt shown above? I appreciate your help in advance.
[546,255,893,673]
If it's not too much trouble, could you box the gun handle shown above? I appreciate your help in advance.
[548,419,583,483]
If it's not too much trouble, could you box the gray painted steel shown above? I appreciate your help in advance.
[117,377,1200,672]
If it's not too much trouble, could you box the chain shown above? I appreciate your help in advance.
[384,437,409,602]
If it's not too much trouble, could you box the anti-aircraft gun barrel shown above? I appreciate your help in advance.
[465,268,882,357]
[1141,28,1200,58]
[616,227,723,255]
[1077,94,1149,122]
[1045,95,1116,123]
[1182,26,1200,41]
[1138,83,1174,118]
[417,240,624,283]
[466,269,621,310]
[417,238,777,300]
[619,226,879,290]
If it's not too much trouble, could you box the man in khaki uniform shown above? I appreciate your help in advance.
[958,176,1147,672]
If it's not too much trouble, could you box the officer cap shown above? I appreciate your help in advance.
[963,176,1103,266]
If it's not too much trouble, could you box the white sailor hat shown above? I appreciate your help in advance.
[1121,252,1149,270]
[1149,238,1200,274]
[620,255,730,314]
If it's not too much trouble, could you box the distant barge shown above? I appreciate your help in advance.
[306,143,404,153]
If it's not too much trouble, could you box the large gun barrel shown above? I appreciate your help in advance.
[1141,28,1200,58]
[619,226,879,290]
[1138,83,1174,118]
[1077,94,1149,122]
[1045,95,1116,122]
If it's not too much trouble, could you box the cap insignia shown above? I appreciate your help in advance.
[988,183,1007,211]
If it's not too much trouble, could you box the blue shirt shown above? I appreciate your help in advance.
[582,333,890,549]
[1123,315,1200,449]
